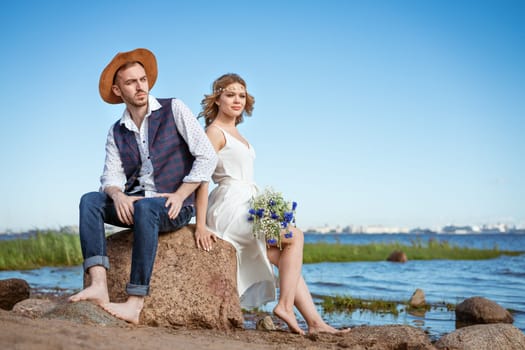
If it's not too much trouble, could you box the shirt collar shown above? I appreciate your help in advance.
[118,95,162,129]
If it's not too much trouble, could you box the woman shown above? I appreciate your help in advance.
[194,73,341,335]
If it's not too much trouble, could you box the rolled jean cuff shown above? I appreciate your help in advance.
[83,255,110,272]
[126,283,149,296]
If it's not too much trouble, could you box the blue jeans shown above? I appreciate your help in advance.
[79,191,194,296]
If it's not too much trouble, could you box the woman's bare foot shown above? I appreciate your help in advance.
[68,283,109,305]
[101,296,144,325]
[308,321,351,334]
[273,304,305,335]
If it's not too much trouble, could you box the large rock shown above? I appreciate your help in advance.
[333,324,436,350]
[456,296,513,326]
[0,278,30,310]
[86,224,243,330]
[435,323,525,350]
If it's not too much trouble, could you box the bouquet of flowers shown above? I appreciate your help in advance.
[248,187,297,249]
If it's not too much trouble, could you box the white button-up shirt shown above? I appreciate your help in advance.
[100,96,217,197]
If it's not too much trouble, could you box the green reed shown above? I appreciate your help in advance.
[322,295,401,315]
[0,230,83,271]
[303,237,523,264]
[1,232,522,270]
[321,295,456,315]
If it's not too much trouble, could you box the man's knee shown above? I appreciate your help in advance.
[133,197,164,216]
[80,191,105,210]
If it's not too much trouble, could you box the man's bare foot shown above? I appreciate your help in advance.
[101,296,144,325]
[273,304,305,335]
[68,284,109,305]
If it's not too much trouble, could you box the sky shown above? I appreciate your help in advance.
[1,0,524,232]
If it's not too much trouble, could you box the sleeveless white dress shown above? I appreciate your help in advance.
[206,127,276,308]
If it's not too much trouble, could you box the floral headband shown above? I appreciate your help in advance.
[214,86,247,94]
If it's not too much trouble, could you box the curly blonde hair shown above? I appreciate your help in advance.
[199,73,255,127]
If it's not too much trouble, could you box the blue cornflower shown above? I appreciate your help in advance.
[283,211,294,223]
[248,208,256,215]
[281,221,288,228]
[292,201,298,211]
[267,238,277,245]
[271,212,279,220]
[269,199,276,206]
[247,216,254,222]
[256,208,265,218]
[284,231,293,239]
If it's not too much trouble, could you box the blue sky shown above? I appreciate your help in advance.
[1,0,524,232]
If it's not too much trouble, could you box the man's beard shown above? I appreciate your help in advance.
[123,91,148,107]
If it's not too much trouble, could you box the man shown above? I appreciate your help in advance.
[69,48,217,324]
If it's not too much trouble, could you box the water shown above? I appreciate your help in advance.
[301,254,525,340]
[303,232,525,251]
[0,266,84,294]
[1,233,524,339]
[300,233,525,339]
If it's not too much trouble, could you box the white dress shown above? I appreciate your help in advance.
[206,127,276,309]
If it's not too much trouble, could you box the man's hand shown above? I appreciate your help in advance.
[156,192,184,220]
[194,226,218,252]
[112,192,141,225]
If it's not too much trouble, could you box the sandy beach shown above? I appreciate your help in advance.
[0,308,365,350]
[0,291,441,350]
[3,292,525,349]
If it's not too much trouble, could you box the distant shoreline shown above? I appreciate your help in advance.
[305,229,525,235]
[2,229,525,240]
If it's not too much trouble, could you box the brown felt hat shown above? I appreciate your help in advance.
[99,48,158,104]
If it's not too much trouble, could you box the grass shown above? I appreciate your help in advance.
[322,295,401,315]
[303,237,523,264]
[0,230,83,271]
[0,231,522,270]
[321,295,456,315]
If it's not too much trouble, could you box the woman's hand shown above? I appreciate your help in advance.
[195,226,218,252]
[156,192,184,219]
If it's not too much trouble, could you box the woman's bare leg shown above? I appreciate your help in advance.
[267,227,305,334]
[267,229,348,334]
[292,276,341,334]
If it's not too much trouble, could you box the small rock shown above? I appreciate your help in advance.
[44,301,127,327]
[12,298,57,318]
[0,278,30,310]
[386,250,408,263]
[409,288,426,308]
[256,315,276,331]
